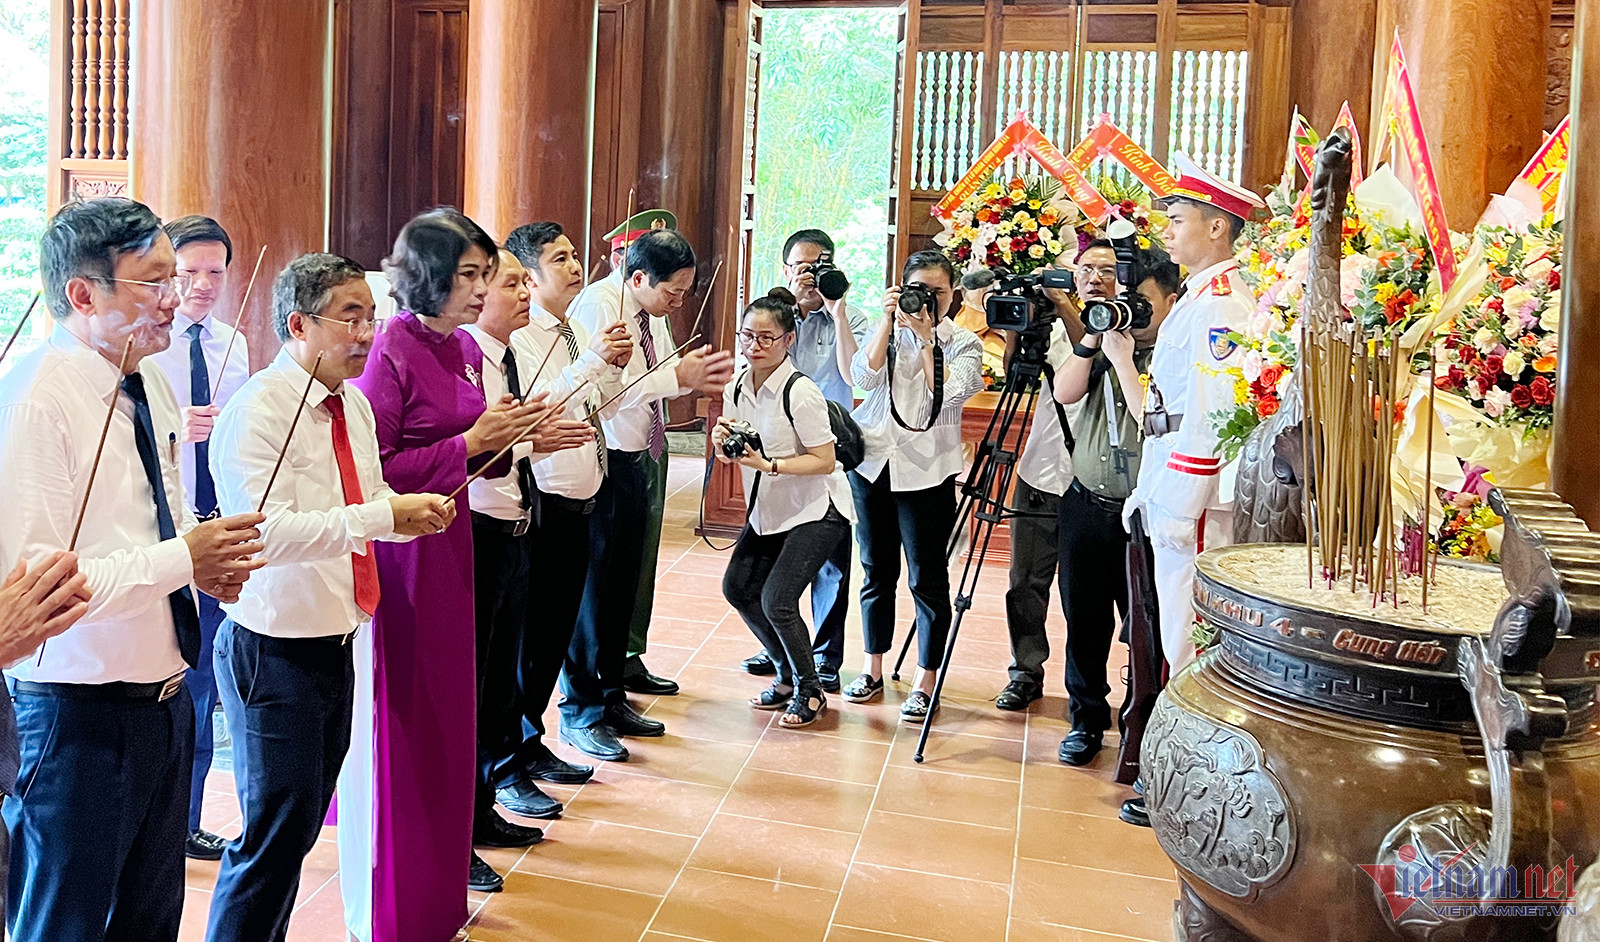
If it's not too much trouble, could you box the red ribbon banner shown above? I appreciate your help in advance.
[1066,116,1176,197]
[1387,33,1458,292]
[934,116,1112,223]
[1333,101,1365,187]
[1518,114,1569,214]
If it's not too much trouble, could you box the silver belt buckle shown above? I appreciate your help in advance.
[157,673,186,702]
[512,511,532,537]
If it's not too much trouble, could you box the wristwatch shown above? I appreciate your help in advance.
[768,458,781,475]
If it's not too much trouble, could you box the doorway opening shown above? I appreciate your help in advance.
[749,7,899,301]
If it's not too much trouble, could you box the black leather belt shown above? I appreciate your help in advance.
[14,673,187,703]
[1070,479,1127,514]
[545,493,596,515]
[471,510,531,536]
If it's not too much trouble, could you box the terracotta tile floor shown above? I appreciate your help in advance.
[180,457,1177,942]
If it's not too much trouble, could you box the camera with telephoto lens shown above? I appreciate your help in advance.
[897,282,939,315]
[802,252,851,302]
[721,419,764,460]
[1079,231,1153,335]
[977,267,1072,335]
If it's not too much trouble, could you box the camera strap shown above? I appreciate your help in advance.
[886,333,944,433]
[1038,360,1075,455]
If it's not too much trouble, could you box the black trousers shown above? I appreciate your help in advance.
[6,683,193,942]
[562,449,647,729]
[722,509,850,689]
[1057,481,1130,734]
[472,511,533,817]
[207,620,353,942]
[849,467,957,671]
[513,492,592,771]
[1004,478,1064,686]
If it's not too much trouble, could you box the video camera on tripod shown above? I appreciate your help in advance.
[961,266,1072,336]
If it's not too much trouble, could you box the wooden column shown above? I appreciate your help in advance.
[637,0,726,424]
[1387,0,1552,224]
[130,0,329,371]
[464,0,599,242]
[1290,0,1378,139]
[1553,0,1600,528]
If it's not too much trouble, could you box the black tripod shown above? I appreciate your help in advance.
[896,326,1066,763]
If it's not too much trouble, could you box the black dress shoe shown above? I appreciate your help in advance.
[496,779,564,820]
[561,723,629,762]
[523,745,594,785]
[473,810,545,848]
[816,667,841,694]
[623,668,680,696]
[1119,795,1151,828]
[743,650,777,675]
[605,701,665,737]
[185,829,227,861]
[468,852,504,892]
[995,679,1043,712]
[1058,730,1103,766]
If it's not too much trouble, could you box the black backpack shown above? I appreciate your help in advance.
[732,369,865,472]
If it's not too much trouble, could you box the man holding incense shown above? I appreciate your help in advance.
[462,242,600,828]
[494,222,629,808]
[204,253,463,941]
[1124,154,1264,676]
[146,214,250,861]
[0,197,265,942]
[563,227,732,760]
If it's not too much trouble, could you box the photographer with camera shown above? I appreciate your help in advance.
[740,230,868,692]
[843,251,984,722]
[1034,240,1181,767]
[714,288,855,729]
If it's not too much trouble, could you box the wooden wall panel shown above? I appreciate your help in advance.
[1550,0,1578,129]
[590,2,646,273]
[388,2,470,240]
[1290,0,1377,142]
[331,0,393,269]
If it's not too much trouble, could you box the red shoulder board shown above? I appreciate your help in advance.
[1208,273,1232,297]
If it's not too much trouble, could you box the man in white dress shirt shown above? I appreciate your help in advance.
[498,223,631,803]
[563,229,733,760]
[0,197,265,942]
[461,245,599,835]
[204,252,458,942]
[145,215,249,861]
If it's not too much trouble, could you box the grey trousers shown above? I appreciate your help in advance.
[1004,478,1064,685]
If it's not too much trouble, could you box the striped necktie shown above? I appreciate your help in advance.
[556,322,608,475]
[634,310,667,461]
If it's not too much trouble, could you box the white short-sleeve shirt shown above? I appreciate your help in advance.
[724,359,857,536]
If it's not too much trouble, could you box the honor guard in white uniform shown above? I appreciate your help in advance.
[1124,154,1265,673]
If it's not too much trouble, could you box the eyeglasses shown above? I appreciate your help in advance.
[736,330,785,350]
[302,312,379,337]
[1075,265,1119,281]
[110,275,193,302]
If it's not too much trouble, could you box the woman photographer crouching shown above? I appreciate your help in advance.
[714,288,856,728]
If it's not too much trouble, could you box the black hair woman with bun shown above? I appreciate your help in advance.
[713,287,856,728]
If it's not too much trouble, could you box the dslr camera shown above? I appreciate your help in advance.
[721,419,764,460]
[1079,232,1154,336]
[802,252,851,302]
[897,282,940,315]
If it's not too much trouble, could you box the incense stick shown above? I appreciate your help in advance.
[690,260,725,343]
[69,337,136,550]
[0,292,40,367]
[211,245,268,401]
[257,353,324,514]
[446,332,704,503]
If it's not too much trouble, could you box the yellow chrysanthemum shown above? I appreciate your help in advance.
[1373,282,1397,304]
[1028,200,1041,210]
[1233,378,1250,405]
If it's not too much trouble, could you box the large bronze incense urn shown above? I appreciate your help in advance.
[1141,489,1600,941]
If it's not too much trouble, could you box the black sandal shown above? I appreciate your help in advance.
[780,684,827,728]
[842,673,884,704]
[751,683,794,711]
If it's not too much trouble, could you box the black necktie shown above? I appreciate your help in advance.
[122,373,202,668]
[186,323,217,516]
[556,322,608,475]
[501,347,540,526]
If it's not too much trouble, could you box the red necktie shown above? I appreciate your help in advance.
[325,395,382,616]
